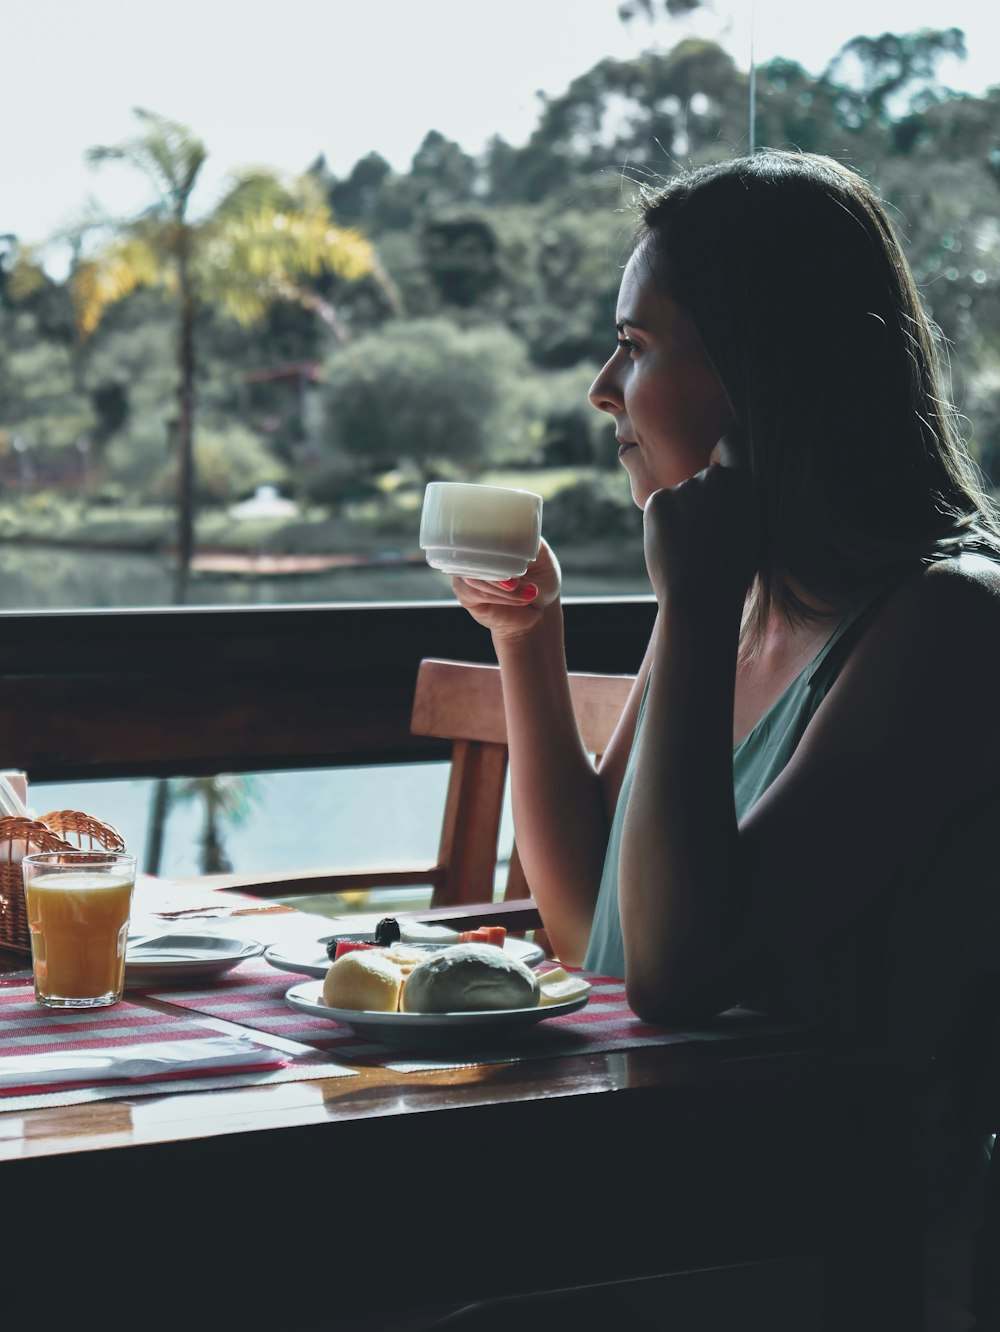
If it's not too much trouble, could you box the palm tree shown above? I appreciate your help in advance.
[71,107,388,603]
[169,774,259,875]
[141,774,255,877]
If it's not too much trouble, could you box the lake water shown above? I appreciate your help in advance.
[0,543,453,608]
[0,540,652,610]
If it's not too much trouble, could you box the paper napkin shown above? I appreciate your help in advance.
[0,1034,283,1088]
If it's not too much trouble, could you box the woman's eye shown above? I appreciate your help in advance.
[616,336,638,355]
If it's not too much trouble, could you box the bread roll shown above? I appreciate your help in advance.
[322,949,404,1012]
[401,942,540,1014]
[382,943,431,975]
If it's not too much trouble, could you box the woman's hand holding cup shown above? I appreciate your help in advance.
[451,538,562,642]
[419,480,555,641]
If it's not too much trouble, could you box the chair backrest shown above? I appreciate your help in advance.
[292,657,634,913]
[409,658,634,907]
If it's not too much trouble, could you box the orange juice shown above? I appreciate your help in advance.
[24,871,134,1006]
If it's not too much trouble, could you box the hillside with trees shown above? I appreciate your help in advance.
[1,14,998,606]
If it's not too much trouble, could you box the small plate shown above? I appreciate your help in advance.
[264,934,545,979]
[124,933,264,986]
[284,979,589,1047]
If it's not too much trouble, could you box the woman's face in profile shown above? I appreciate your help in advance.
[588,244,735,509]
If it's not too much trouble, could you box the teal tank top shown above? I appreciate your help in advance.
[584,573,1000,1083]
[583,593,888,981]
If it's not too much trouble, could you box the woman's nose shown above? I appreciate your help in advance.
[588,358,621,415]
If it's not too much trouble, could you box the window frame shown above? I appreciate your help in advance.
[0,596,656,783]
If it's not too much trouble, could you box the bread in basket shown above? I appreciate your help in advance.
[0,811,126,955]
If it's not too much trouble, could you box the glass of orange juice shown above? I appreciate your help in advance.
[21,849,137,1008]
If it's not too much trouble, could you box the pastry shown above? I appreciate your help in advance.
[322,949,405,1012]
[401,942,540,1014]
[321,943,434,1011]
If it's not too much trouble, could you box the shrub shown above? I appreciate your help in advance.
[320,318,544,473]
[540,472,639,545]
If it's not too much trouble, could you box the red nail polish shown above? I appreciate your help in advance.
[497,578,518,589]
[520,583,538,600]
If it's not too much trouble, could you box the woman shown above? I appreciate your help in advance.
[446,150,1000,1329]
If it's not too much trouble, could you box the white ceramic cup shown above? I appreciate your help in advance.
[419,482,543,580]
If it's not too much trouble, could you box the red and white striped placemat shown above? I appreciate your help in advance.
[0,972,354,1111]
[139,958,803,1071]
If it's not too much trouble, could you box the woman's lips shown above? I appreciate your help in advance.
[617,439,637,458]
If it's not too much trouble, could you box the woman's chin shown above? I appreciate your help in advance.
[629,479,652,510]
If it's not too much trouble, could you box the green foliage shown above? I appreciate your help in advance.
[116,419,287,504]
[483,41,750,205]
[821,29,967,131]
[321,318,545,473]
[541,471,640,545]
[482,202,629,367]
[330,133,479,233]
[0,494,174,547]
[169,774,259,874]
[420,216,501,308]
[5,26,1000,579]
[0,305,94,458]
[535,363,619,466]
[188,424,289,503]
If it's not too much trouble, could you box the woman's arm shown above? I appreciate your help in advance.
[621,483,1000,1023]
[497,605,655,965]
[618,462,750,1020]
[737,557,1000,963]
[451,539,652,965]
[621,596,744,1020]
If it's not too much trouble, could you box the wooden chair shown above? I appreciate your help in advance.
[407,657,633,908]
[213,657,634,933]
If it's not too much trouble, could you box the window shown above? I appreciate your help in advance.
[3,1,996,895]
[6,1,994,618]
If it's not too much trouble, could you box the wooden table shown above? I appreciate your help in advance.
[0,879,932,1330]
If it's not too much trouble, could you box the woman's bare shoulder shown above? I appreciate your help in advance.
[833,552,1000,746]
[876,552,1000,646]
[924,550,1000,593]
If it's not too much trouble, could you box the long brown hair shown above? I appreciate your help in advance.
[636,149,1000,641]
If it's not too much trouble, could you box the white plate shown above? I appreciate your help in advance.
[264,933,545,979]
[284,979,589,1047]
[124,933,264,986]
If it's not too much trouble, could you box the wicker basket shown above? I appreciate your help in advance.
[36,810,127,853]
[0,811,125,956]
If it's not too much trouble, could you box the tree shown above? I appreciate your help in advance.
[170,774,257,874]
[143,772,258,876]
[321,318,544,475]
[420,216,500,308]
[69,108,382,602]
[363,132,481,232]
[0,298,96,480]
[618,0,704,22]
[326,151,393,226]
[483,41,749,205]
[820,28,967,133]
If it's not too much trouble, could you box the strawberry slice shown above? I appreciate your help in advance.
[334,940,379,960]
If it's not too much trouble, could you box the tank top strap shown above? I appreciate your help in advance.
[803,583,895,697]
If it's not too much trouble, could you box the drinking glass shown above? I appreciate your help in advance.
[22,849,137,1008]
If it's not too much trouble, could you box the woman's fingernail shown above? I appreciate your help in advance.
[520,583,538,601]
[497,578,518,589]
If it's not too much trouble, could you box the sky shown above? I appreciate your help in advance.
[3,0,999,268]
